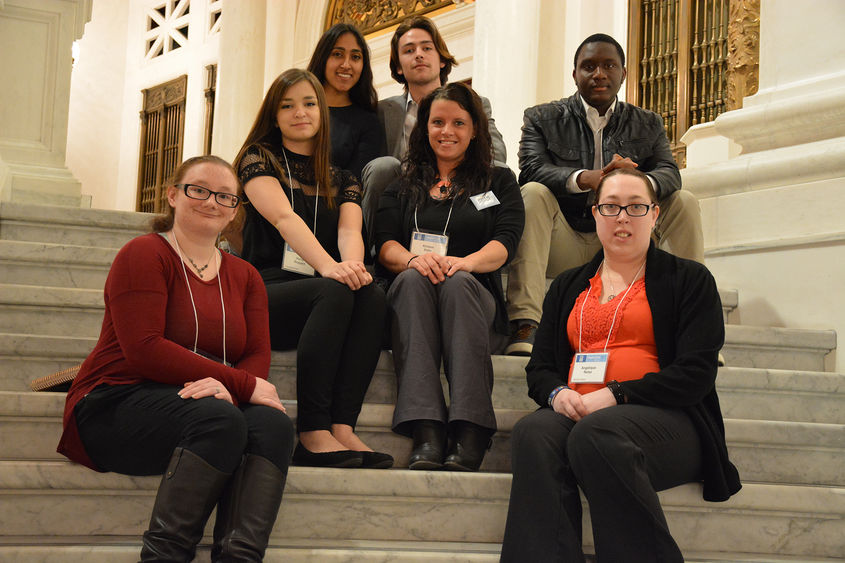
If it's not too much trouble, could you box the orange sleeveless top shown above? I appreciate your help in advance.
[566,273,659,394]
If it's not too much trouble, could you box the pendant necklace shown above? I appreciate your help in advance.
[173,231,216,279]
[435,177,451,199]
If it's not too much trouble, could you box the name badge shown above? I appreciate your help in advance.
[569,352,609,384]
[470,190,500,211]
[282,243,315,276]
[410,230,449,256]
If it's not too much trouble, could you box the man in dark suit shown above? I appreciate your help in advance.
[361,15,507,247]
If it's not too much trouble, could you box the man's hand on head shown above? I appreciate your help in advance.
[602,153,638,175]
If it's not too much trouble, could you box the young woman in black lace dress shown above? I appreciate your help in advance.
[233,68,391,469]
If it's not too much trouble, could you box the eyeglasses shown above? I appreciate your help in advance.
[596,203,655,217]
[178,184,241,208]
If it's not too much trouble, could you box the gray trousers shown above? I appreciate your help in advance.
[387,269,499,435]
[361,156,401,254]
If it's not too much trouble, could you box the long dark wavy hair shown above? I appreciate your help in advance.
[401,82,493,207]
[233,69,335,208]
[307,23,377,112]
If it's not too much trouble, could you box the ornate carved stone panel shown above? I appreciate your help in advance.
[325,0,456,34]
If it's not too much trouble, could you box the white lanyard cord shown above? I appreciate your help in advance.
[414,196,456,236]
[171,232,226,364]
[282,149,319,236]
[577,259,646,353]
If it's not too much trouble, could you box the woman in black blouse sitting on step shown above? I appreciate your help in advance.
[375,82,524,472]
[234,68,391,469]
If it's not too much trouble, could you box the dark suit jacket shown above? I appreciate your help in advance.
[377,93,508,166]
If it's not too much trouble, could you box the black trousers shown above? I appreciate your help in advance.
[76,382,295,474]
[265,278,386,432]
[500,406,702,563]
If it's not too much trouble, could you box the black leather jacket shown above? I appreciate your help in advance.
[518,93,681,232]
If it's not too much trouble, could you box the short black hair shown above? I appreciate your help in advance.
[574,33,625,68]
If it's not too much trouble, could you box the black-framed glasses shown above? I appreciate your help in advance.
[596,203,655,217]
[178,184,241,208]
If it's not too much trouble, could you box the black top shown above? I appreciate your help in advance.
[375,166,525,334]
[526,244,741,502]
[238,144,362,283]
[329,105,385,181]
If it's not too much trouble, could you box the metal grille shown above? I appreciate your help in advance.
[689,0,729,126]
[628,0,750,167]
[136,75,187,213]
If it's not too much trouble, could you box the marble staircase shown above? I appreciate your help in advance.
[0,202,843,562]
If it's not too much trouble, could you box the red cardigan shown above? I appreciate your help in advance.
[57,233,271,470]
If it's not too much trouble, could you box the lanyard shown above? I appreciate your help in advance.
[282,149,319,235]
[577,259,645,353]
[169,232,227,366]
[414,197,456,236]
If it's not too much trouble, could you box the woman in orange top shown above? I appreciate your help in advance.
[500,168,741,562]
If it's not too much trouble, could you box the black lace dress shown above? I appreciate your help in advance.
[238,144,362,284]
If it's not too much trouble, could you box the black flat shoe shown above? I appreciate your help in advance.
[361,450,394,469]
[408,420,446,470]
[444,421,492,472]
[292,442,363,468]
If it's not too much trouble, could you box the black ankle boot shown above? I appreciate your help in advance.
[211,454,288,562]
[140,447,230,562]
[444,421,492,472]
[408,420,446,470]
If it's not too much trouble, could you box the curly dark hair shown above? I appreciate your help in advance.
[400,82,492,207]
[307,23,377,112]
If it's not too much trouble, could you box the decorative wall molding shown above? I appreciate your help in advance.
[325,0,456,34]
[726,0,759,111]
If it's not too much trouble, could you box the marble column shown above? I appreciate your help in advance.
[472,0,566,171]
[0,0,92,206]
[212,0,269,163]
[681,0,845,371]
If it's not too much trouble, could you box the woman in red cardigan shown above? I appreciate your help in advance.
[500,168,740,562]
[58,155,294,561]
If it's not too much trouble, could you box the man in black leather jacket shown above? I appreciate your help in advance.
[505,33,704,356]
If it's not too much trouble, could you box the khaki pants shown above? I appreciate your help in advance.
[506,182,704,323]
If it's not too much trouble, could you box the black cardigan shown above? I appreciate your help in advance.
[526,244,741,502]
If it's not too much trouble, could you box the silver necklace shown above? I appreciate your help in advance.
[172,231,216,279]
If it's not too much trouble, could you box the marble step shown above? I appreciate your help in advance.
[0,460,842,559]
[0,284,104,338]
[2,391,842,486]
[722,325,837,372]
[0,240,115,289]
[3,333,844,426]
[0,201,148,248]
[0,543,842,563]
[0,277,836,368]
